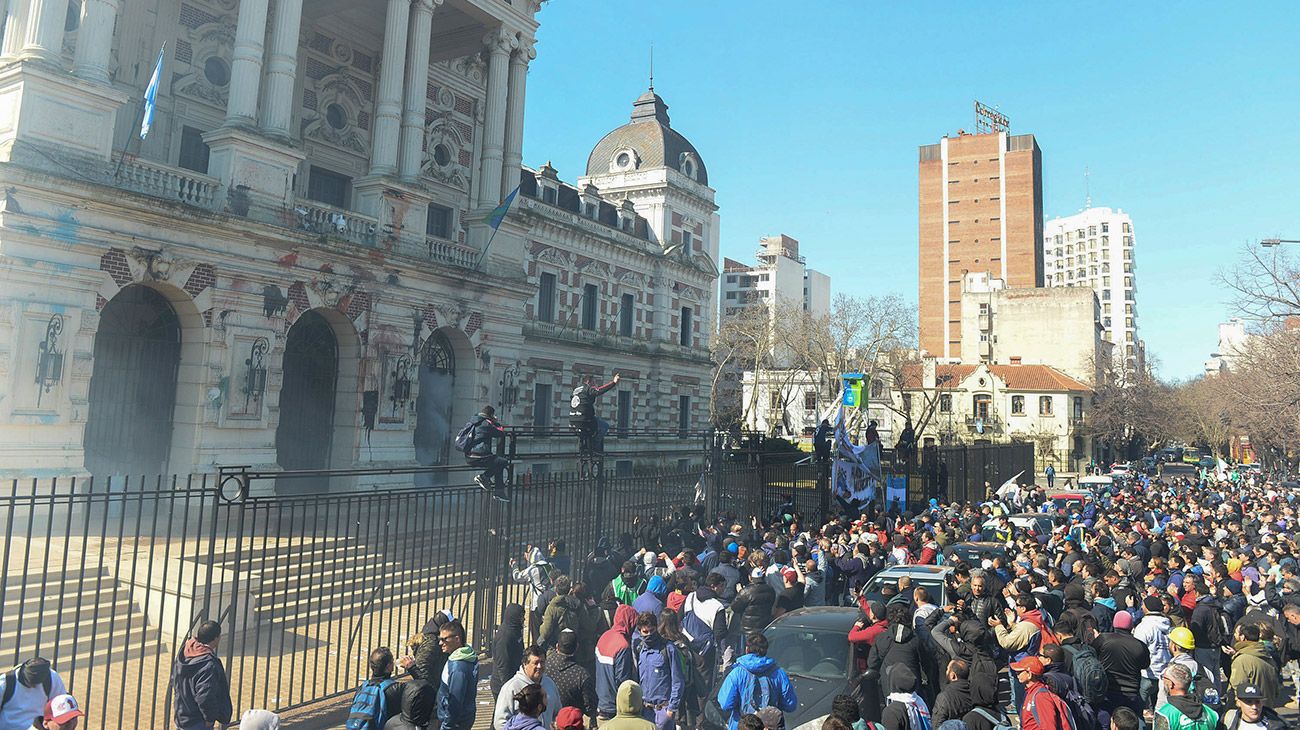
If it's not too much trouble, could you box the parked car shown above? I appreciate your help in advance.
[1046,490,1091,514]
[1198,456,1216,469]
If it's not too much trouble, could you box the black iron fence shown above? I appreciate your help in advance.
[0,449,823,729]
[907,441,1037,505]
[0,436,1030,729]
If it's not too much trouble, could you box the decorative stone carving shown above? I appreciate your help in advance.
[301,72,371,154]
[173,20,236,108]
[421,87,471,190]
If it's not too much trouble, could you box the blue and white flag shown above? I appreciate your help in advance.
[140,44,165,140]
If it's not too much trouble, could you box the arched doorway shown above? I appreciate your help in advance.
[276,310,339,478]
[414,331,455,470]
[85,285,182,476]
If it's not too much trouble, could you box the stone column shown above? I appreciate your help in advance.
[225,0,271,126]
[72,0,119,82]
[20,0,67,62]
[476,28,515,205]
[259,0,304,138]
[369,0,411,176]
[398,0,439,181]
[2,0,30,58]
[500,37,534,200]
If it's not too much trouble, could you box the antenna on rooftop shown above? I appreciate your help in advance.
[649,43,654,92]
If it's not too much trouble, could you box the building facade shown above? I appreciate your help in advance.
[918,130,1044,358]
[890,361,1093,473]
[958,272,1108,386]
[0,0,718,482]
[721,234,829,320]
[1043,207,1144,369]
[1204,318,1250,376]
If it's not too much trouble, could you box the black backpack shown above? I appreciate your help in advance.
[1062,643,1107,705]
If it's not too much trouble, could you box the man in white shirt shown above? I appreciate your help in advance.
[0,658,66,730]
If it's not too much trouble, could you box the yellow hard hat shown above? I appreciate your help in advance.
[1169,626,1195,650]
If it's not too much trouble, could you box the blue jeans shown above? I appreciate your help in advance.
[468,454,509,491]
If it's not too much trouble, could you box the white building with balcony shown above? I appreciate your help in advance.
[721,234,830,322]
[1043,207,1144,370]
[0,0,718,481]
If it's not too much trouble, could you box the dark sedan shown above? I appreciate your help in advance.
[939,541,1009,567]
[759,607,859,730]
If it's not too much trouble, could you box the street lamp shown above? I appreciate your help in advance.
[1260,238,1300,247]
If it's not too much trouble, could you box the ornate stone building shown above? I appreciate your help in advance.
[0,0,719,482]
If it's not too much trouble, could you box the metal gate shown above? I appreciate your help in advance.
[275,311,338,479]
[84,285,181,476]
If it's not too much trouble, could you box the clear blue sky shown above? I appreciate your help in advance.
[520,1,1300,380]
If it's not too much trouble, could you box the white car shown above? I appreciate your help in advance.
[1109,463,1131,476]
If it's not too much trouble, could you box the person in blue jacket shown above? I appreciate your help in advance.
[717,632,798,730]
[632,611,684,730]
[437,621,480,730]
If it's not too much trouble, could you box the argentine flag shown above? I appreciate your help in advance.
[140,45,165,140]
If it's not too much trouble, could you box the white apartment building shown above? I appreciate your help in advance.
[1205,318,1251,376]
[721,235,830,321]
[1043,207,1144,369]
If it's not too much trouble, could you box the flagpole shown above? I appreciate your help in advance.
[111,98,148,179]
[473,224,502,271]
[114,43,165,179]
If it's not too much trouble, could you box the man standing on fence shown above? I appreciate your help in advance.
[171,620,233,730]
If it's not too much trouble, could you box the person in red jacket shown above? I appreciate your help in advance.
[1012,657,1074,730]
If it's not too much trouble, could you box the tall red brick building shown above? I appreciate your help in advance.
[918,131,1044,358]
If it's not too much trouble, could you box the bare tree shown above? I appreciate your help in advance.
[1086,353,1175,456]
[1222,244,1300,323]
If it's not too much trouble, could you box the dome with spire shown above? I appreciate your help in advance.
[585,88,708,185]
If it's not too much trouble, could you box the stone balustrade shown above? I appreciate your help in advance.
[114,156,223,210]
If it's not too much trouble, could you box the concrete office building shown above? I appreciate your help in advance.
[1043,207,1143,369]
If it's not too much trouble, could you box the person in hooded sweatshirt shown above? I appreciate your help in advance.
[634,576,669,617]
[502,684,548,730]
[869,602,932,705]
[880,666,930,730]
[171,620,233,730]
[716,633,797,730]
[493,646,562,730]
[492,604,527,697]
[437,621,479,730]
[403,609,456,690]
[1132,595,1173,711]
[596,605,640,723]
[605,681,655,730]
[383,679,436,730]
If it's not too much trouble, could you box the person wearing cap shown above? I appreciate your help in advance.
[1011,657,1073,730]
[545,631,596,723]
[773,568,803,618]
[37,693,84,730]
[1227,623,1280,709]
[0,658,67,730]
[1093,608,1149,723]
[1153,664,1217,730]
[1161,627,1200,709]
[238,709,279,730]
[554,706,586,730]
[1221,683,1288,730]
[728,569,776,649]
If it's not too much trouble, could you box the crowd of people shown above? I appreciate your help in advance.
[7,459,1299,730]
